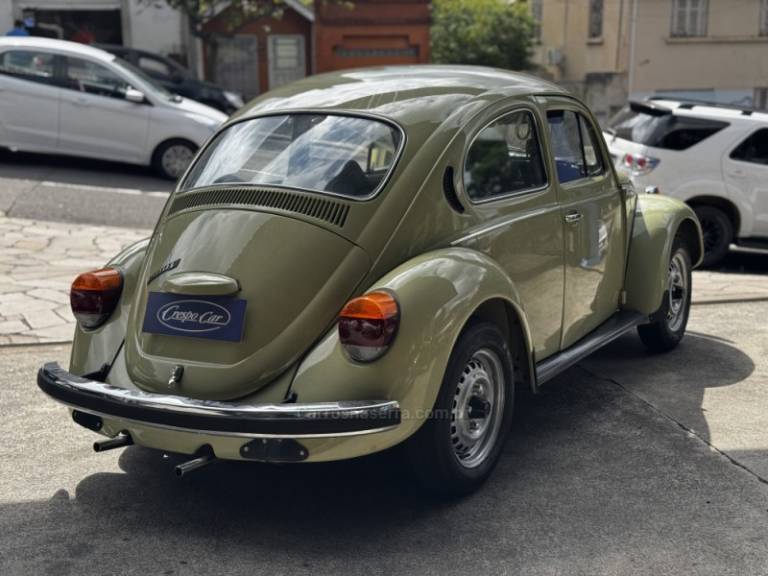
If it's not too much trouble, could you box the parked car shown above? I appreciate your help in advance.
[0,37,227,179]
[37,66,703,496]
[94,44,244,115]
[605,99,768,266]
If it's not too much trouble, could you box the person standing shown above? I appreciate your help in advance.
[6,20,29,36]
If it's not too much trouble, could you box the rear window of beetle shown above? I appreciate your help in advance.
[181,114,403,199]
[608,106,728,151]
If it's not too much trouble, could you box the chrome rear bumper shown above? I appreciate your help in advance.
[37,362,400,438]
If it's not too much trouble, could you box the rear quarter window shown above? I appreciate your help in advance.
[609,106,728,151]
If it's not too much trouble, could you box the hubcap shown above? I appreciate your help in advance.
[666,252,688,332]
[161,144,195,179]
[451,348,506,469]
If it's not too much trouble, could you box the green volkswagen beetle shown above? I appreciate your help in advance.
[38,66,703,496]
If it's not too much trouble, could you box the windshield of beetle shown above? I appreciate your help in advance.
[180,113,403,199]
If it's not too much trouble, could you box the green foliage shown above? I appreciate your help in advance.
[431,0,535,70]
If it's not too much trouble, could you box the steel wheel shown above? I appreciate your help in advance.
[160,143,195,179]
[450,348,506,469]
[666,251,689,332]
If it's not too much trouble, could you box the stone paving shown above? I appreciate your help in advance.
[0,216,149,345]
[1,214,767,345]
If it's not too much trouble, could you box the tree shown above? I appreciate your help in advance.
[431,0,536,70]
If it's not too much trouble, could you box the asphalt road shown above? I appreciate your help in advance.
[0,149,169,229]
[1,300,767,575]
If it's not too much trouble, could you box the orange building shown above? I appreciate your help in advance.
[203,0,431,99]
[314,0,431,73]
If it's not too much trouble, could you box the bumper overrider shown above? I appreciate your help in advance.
[37,362,401,441]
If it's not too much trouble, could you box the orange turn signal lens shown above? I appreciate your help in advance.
[338,291,399,362]
[72,268,123,292]
[71,268,123,329]
[339,291,399,321]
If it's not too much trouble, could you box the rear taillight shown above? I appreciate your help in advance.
[70,268,123,329]
[338,291,399,362]
[623,153,660,175]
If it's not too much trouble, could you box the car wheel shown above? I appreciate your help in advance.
[405,321,515,497]
[637,237,692,353]
[693,205,733,267]
[153,140,197,181]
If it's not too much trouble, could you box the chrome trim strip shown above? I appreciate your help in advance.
[38,362,400,439]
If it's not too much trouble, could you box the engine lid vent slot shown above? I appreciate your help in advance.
[168,187,351,228]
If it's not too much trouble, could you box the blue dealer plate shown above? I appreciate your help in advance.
[142,292,246,342]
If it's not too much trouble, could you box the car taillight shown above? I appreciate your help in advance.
[338,291,399,362]
[622,153,660,175]
[70,268,123,329]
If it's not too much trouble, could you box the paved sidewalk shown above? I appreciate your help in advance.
[1,214,767,345]
[0,217,149,345]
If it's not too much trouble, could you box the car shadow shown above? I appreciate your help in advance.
[709,247,768,275]
[0,331,758,574]
[0,149,173,193]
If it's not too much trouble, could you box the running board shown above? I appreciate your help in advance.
[535,311,647,385]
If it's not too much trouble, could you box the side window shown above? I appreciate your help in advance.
[0,50,56,86]
[547,110,605,183]
[730,129,768,166]
[464,110,547,201]
[138,56,172,80]
[63,57,131,100]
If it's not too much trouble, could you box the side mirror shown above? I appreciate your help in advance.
[125,88,146,104]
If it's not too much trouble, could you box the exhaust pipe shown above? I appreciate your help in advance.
[175,452,215,477]
[93,434,133,452]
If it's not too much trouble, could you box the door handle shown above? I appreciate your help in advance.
[68,97,89,106]
[564,211,583,224]
[727,169,746,178]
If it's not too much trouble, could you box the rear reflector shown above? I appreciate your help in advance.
[70,268,123,329]
[338,291,399,362]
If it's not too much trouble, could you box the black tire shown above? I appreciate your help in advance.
[638,237,692,353]
[152,139,197,181]
[404,322,515,497]
[693,205,733,267]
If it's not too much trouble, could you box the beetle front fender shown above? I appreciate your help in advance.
[69,238,150,376]
[624,194,703,315]
[289,247,534,456]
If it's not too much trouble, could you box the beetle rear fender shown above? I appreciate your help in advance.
[288,247,535,453]
[624,194,703,315]
[69,238,150,376]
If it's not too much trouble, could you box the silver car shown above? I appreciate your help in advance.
[0,37,227,179]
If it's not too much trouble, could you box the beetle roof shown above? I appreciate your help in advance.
[239,65,567,125]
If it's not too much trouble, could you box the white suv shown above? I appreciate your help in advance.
[604,99,768,266]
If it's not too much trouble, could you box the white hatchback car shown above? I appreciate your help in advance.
[605,99,768,266]
[0,37,227,179]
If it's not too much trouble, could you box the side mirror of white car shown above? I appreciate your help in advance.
[125,88,146,104]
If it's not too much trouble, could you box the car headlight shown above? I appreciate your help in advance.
[223,90,244,109]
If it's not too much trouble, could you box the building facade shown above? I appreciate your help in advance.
[1,0,187,60]
[531,0,768,124]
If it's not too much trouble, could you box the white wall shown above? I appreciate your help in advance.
[0,4,15,34]
[124,0,185,57]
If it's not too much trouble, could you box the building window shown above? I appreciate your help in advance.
[671,0,708,37]
[589,0,604,39]
[531,0,543,40]
[761,0,768,35]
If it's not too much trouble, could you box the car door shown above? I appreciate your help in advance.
[543,101,625,349]
[461,104,565,360]
[723,128,768,238]
[0,48,61,153]
[57,55,150,164]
